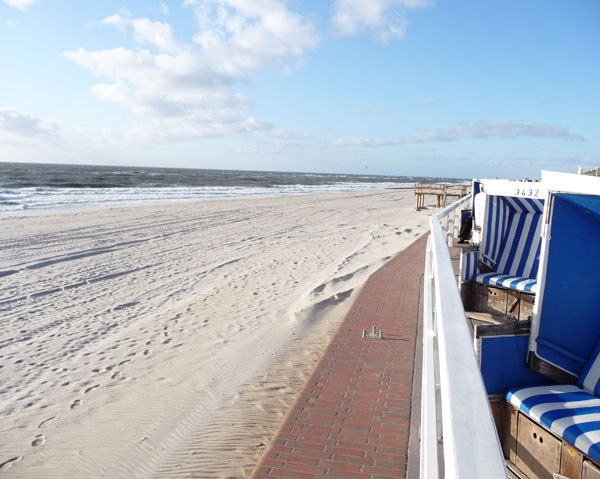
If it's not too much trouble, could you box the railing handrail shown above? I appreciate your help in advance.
[432,195,468,218]
[421,194,508,478]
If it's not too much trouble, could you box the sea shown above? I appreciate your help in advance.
[0,162,464,214]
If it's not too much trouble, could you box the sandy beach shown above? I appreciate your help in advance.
[0,189,427,478]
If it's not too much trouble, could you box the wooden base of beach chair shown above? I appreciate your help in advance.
[502,402,600,479]
[462,282,534,323]
[583,461,600,479]
[516,412,562,479]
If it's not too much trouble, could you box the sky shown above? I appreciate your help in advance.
[0,0,598,179]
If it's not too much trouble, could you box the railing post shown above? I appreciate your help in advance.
[447,211,454,247]
[441,216,448,238]
[453,208,460,242]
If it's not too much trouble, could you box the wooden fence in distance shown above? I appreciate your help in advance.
[414,183,469,210]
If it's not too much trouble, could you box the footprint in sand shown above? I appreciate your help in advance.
[31,434,46,447]
[38,416,58,428]
[70,399,81,409]
[111,371,121,380]
[84,384,100,394]
[0,456,23,471]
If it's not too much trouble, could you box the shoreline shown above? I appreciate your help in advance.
[0,190,428,478]
[0,184,418,217]
[0,188,414,217]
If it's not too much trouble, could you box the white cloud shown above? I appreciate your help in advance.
[4,0,36,10]
[331,0,431,41]
[0,107,59,144]
[335,137,402,147]
[265,129,311,140]
[132,18,181,53]
[581,155,598,167]
[160,2,169,15]
[66,2,319,143]
[65,46,246,131]
[411,121,586,142]
[126,115,272,142]
[335,121,586,147]
[188,0,319,75]
[352,107,382,114]
[101,15,181,52]
[102,14,128,31]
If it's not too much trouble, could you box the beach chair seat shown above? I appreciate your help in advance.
[506,338,600,463]
[475,272,537,293]
[507,385,600,463]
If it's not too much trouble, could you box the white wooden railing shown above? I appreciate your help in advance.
[420,195,507,478]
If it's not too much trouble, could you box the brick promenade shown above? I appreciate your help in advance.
[250,234,427,479]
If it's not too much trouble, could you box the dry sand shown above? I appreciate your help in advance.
[0,189,428,478]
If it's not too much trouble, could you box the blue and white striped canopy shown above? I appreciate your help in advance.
[480,195,544,280]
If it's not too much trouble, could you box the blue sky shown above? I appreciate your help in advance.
[0,0,598,179]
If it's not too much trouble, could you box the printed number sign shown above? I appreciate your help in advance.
[515,188,539,198]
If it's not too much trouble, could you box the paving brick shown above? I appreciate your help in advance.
[250,235,427,478]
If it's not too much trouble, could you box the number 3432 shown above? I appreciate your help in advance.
[515,188,539,197]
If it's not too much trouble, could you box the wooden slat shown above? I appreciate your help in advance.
[467,311,514,325]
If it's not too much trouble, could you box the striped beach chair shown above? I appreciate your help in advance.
[506,338,600,463]
[460,195,544,293]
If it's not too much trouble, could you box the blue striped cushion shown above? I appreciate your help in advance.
[577,338,600,396]
[475,272,538,293]
[460,251,478,281]
[507,384,600,463]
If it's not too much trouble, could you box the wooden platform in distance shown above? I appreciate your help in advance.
[414,183,469,210]
[249,234,428,479]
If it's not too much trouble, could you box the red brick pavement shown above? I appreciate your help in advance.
[250,234,428,479]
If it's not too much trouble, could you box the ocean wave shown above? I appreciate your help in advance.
[0,182,414,214]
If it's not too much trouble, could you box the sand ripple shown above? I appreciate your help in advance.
[0,190,426,478]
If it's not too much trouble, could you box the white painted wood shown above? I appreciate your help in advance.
[541,170,600,195]
[453,208,461,244]
[528,190,552,355]
[421,194,508,479]
[421,236,439,478]
[477,179,547,199]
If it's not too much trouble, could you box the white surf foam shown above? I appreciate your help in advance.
[0,182,412,214]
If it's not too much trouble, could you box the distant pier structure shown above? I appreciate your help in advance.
[414,183,469,210]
